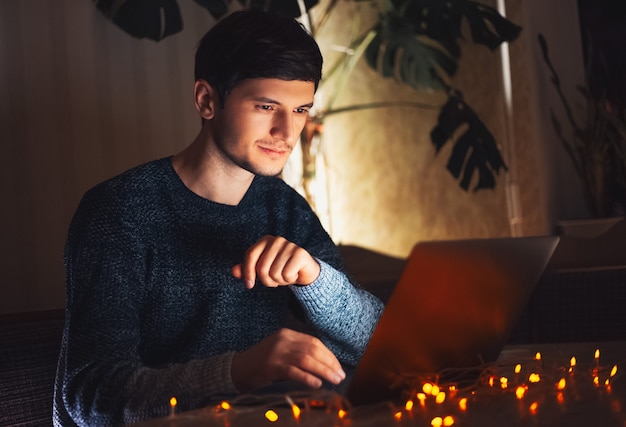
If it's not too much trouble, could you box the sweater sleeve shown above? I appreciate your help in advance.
[289,260,384,367]
[55,186,238,426]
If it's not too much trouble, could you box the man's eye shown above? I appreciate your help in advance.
[258,105,274,111]
[295,108,310,114]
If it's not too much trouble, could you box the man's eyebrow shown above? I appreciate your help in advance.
[252,96,314,109]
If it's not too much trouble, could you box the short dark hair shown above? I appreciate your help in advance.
[195,9,323,105]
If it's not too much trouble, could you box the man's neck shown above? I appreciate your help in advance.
[172,137,254,206]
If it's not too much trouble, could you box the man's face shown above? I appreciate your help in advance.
[210,78,315,177]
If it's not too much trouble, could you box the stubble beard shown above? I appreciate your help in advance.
[218,138,291,178]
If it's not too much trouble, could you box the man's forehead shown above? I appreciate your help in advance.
[233,78,315,103]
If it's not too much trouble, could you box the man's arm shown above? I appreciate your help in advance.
[232,235,384,367]
[290,259,384,366]
[55,187,240,426]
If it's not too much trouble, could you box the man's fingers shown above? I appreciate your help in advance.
[239,237,273,288]
[230,329,346,392]
[232,236,320,288]
[278,331,345,385]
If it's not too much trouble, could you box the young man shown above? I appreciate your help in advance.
[53,9,383,426]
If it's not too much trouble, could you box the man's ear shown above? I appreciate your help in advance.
[194,80,218,120]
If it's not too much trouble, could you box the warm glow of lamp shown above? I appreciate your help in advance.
[436,391,446,404]
[611,365,618,377]
[514,364,522,374]
[338,409,347,419]
[557,378,566,390]
[220,401,231,411]
[570,356,577,367]
[535,352,542,361]
[529,401,539,415]
[394,411,403,421]
[405,399,414,411]
[265,410,279,422]
[423,383,433,394]
[528,373,541,383]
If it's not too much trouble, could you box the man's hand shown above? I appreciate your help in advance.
[231,235,320,289]
[230,328,346,392]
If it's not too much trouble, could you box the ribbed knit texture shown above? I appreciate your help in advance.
[53,157,383,426]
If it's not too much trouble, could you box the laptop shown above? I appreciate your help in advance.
[344,235,559,405]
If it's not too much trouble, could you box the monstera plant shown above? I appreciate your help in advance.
[95,0,521,196]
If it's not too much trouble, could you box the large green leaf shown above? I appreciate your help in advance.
[390,0,521,53]
[363,0,520,91]
[95,0,183,41]
[193,0,319,20]
[364,17,457,91]
[95,0,321,41]
[431,92,508,191]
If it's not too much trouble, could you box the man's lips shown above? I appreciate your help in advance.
[258,145,290,158]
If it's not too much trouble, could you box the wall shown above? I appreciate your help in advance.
[0,0,214,313]
[0,0,586,314]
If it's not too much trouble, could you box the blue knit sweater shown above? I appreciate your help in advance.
[53,157,384,426]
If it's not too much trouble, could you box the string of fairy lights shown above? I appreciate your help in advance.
[164,348,622,426]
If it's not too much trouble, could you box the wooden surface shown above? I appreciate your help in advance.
[132,341,626,426]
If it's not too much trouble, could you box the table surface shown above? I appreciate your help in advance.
[133,341,626,427]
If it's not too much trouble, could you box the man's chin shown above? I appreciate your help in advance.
[244,164,284,178]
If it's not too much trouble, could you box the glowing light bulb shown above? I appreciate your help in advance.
[529,401,539,415]
[514,364,522,374]
[285,395,301,421]
[423,383,433,394]
[436,391,446,404]
[338,409,347,419]
[405,400,414,411]
[431,384,441,396]
[394,411,403,421]
[515,385,526,399]
[443,415,455,426]
[500,377,509,389]
[431,416,443,427]
[557,378,566,390]
[458,397,468,411]
[169,397,177,416]
[291,403,301,420]
[535,352,541,361]
[220,401,231,411]
[570,356,577,367]
[611,365,618,377]
[417,392,427,407]
[528,373,541,383]
[265,410,279,422]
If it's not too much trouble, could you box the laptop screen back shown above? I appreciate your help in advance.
[346,236,559,405]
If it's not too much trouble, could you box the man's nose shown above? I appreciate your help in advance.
[271,111,297,144]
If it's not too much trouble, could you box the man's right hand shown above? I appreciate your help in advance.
[230,328,346,392]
